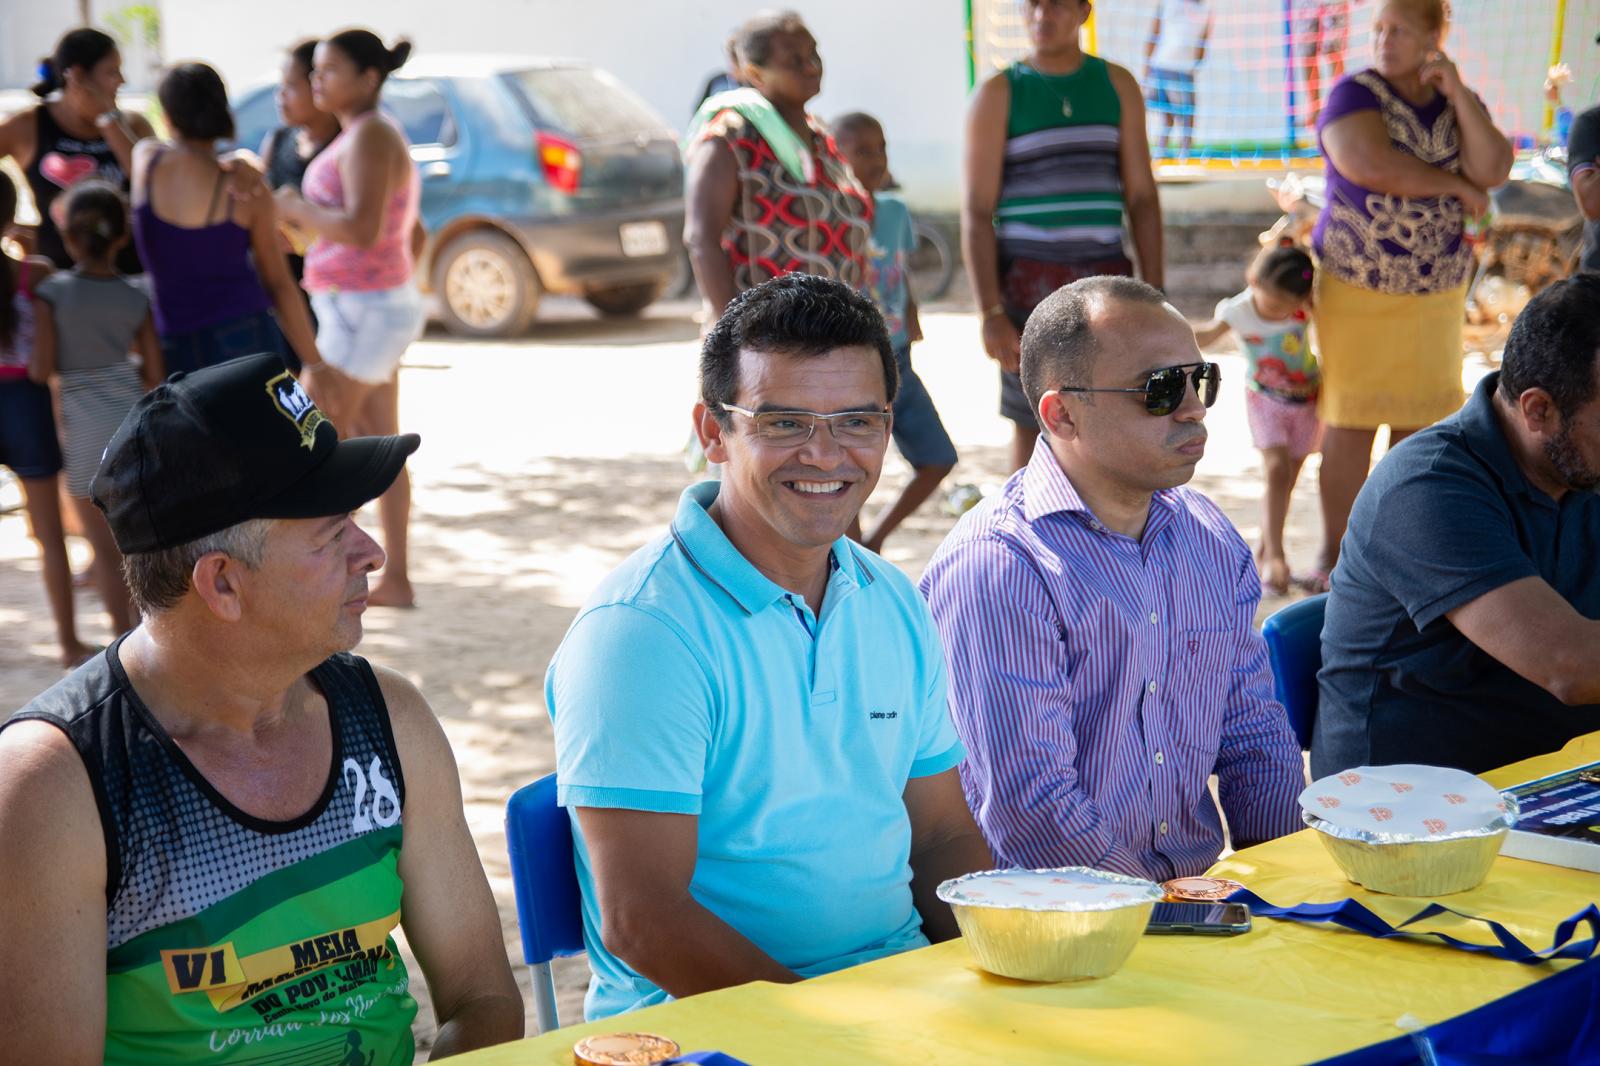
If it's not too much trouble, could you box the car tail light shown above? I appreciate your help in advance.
[536,131,581,194]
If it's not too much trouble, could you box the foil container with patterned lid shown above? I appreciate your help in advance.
[938,867,1166,911]
[938,867,1163,982]
[1298,764,1517,843]
[1299,765,1519,895]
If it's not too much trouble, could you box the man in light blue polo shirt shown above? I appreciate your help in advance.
[546,274,993,1021]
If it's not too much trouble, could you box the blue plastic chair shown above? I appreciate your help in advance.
[1261,593,1328,750]
[505,774,586,1033]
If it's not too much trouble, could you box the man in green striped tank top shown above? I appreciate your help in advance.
[963,0,1165,472]
[0,355,523,1063]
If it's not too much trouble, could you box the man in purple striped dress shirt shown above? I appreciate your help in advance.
[920,276,1304,881]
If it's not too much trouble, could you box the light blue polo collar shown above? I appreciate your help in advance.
[670,481,872,615]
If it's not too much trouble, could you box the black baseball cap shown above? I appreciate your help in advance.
[92,353,420,554]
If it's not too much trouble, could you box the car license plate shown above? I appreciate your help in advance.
[619,221,669,258]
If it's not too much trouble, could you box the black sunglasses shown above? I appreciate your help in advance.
[1055,362,1220,416]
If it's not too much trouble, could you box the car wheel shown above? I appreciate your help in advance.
[435,230,539,337]
[908,219,956,303]
[583,279,665,318]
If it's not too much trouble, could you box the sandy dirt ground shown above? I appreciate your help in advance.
[0,296,1495,1052]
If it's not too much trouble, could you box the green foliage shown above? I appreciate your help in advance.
[105,4,161,51]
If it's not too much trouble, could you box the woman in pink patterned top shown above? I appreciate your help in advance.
[276,28,424,607]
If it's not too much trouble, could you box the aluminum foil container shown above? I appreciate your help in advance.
[1302,810,1511,895]
[1299,765,1520,896]
[936,867,1164,982]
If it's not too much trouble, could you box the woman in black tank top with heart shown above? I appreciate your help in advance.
[0,29,152,275]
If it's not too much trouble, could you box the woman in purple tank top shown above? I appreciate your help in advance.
[130,63,324,378]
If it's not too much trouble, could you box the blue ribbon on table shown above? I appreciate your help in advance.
[664,1054,752,1066]
[1308,954,1600,1065]
[1229,889,1600,963]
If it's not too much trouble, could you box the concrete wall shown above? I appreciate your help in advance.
[14,0,1597,213]
[0,0,163,92]
[0,2,87,92]
[157,0,973,210]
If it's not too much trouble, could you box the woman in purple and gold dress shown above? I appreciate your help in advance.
[1309,0,1511,586]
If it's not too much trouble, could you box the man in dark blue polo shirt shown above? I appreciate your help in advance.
[1314,275,1600,777]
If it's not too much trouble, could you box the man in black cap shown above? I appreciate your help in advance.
[0,355,522,1063]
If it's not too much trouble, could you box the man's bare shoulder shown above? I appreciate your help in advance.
[366,664,455,769]
[367,662,430,722]
[0,720,108,1061]
[974,69,1013,104]
[0,719,89,789]
[0,720,102,856]
[1105,61,1144,99]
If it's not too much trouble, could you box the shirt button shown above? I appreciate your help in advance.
[1147,680,1157,694]
[1149,612,1159,624]
[1159,821,1169,835]
[1155,751,1164,766]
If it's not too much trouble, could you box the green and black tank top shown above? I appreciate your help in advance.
[3,636,417,1065]
[995,57,1127,264]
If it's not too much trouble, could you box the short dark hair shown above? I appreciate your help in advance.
[831,111,883,140]
[158,63,235,142]
[61,179,128,263]
[33,28,117,99]
[1250,244,1315,299]
[325,29,411,84]
[1020,275,1168,413]
[1498,274,1600,418]
[288,38,319,78]
[733,10,809,68]
[700,274,897,419]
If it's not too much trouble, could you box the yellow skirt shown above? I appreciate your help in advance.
[1312,271,1468,430]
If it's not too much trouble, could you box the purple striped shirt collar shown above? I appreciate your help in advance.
[1020,437,1178,539]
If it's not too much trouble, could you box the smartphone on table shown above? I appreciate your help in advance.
[1145,901,1252,935]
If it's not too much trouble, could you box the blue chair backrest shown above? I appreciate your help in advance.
[1261,593,1328,751]
[505,774,586,966]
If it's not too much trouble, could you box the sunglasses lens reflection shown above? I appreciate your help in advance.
[1197,364,1220,408]
[1147,368,1186,415]
[1145,364,1218,415]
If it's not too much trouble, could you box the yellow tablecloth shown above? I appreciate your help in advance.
[458,734,1600,1066]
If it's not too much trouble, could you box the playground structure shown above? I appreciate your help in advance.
[967,0,1600,172]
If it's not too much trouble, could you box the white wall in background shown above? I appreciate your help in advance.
[157,0,972,210]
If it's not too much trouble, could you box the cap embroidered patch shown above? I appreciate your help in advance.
[266,370,327,450]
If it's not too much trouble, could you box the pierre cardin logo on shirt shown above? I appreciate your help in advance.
[265,370,328,450]
[868,710,899,721]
